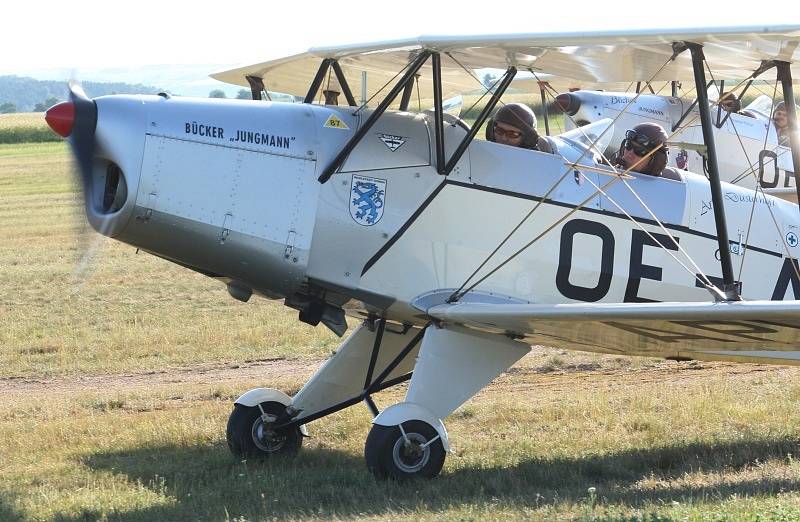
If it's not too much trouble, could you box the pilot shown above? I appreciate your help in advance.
[486,103,551,152]
[773,101,790,146]
[615,122,669,177]
[323,89,340,106]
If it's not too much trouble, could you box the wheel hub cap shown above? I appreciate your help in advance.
[252,414,287,452]
[392,432,430,473]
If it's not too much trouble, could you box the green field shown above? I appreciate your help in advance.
[0,113,63,144]
[2,118,800,521]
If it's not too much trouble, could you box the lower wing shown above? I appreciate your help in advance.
[416,297,800,365]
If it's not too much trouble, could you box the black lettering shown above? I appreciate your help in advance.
[784,169,795,188]
[556,219,615,302]
[759,150,780,189]
[254,133,261,144]
[269,135,276,147]
[247,131,254,143]
[624,230,679,302]
[185,123,191,133]
[191,122,198,134]
[218,128,224,139]
[199,125,206,137]
[772,258,800,300]
[695,274,743,295]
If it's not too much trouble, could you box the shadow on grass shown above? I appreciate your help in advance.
[62,436,800,520]
[0,491,24,521]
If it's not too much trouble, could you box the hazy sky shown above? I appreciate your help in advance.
[2,0,796,72]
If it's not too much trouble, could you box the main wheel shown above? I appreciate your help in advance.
[226,401,302,458]
[364,420,446,480]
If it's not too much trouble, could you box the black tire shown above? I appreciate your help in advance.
[226,401,302,458]
[364,420,446,480]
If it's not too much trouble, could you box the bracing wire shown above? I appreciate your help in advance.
[453,56,788,301]
[450,55,684,302]
[532,63,799,297]
[537,78,721,292]
[352,56,417,115]
[701,66,800,285]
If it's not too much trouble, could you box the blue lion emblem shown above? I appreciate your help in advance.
[351,178,385,225]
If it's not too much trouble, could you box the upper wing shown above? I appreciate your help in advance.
[417,298,800,365]
[212,26,800,101]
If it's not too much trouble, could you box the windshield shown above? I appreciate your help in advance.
[743,95,776,118]
[559,118,615,157]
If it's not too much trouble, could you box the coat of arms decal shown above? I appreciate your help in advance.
[350,175,386,226]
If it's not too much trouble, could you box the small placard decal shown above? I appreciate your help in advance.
[324,114,349,129]
[379,133,406,151]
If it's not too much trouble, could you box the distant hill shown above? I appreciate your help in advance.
[0,76,163,112]
[0,64,247,102]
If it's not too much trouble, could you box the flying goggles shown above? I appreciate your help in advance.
[623,129,659,156]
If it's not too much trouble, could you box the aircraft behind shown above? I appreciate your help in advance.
[555,89,797,200]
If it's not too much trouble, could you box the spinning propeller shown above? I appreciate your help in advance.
[45,83,98,209]
[44,83,106,284]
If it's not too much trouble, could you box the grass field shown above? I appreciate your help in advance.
[0,113,62,144]
[3,117,800,520]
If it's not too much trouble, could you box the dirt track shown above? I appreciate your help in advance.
[0,357,323,397]
[2,348,796,399]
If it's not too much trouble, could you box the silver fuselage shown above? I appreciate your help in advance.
[86,95,800,331]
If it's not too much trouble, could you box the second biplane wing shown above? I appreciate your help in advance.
[416,298,800,365]
[212,26,800,101]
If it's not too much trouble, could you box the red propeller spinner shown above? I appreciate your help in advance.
[45,102,76,137]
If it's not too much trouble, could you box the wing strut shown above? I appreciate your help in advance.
[685,42,741,301]
[317,52,517,183]
[330,60,358,107]
[432,53,445,174]
[776,61,800,208]
[304,58,334,103]
[398,74,418,111]
[318,51,432,183]
[442,66,516,174]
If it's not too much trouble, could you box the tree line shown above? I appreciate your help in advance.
[0,76,162,113]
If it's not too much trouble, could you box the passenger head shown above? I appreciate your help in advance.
[719,93,741,112]
[619,122,669,176]
[487,103,539,148]
[773,101,788,129]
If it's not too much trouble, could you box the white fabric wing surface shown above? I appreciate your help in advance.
[212,26,800,100]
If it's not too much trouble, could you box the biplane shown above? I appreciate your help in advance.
[45,26,800,480]
[551,85,799,200]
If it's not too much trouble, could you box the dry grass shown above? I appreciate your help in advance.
[3,356,800,520]
[0,113,47,130]
[0,142,341,379]
[4,132,800,520]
